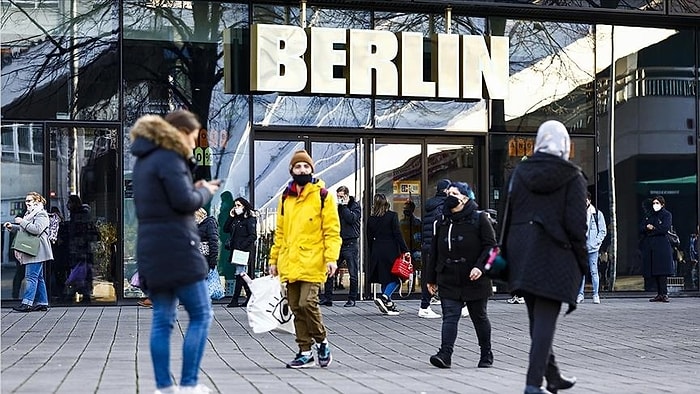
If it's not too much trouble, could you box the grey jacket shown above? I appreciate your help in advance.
[10,208,53,264]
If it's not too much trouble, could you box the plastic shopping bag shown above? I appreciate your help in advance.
[207,269,225,300]
[245,275,295,335]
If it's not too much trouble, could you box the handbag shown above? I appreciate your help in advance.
[11,230,41,257]
[66,262,88,287]
[199,241,210,256]
[207,268,225,300]
[246,275,295,334]
[485,171,515,281]
[129,272,141,288]
[667,227,681,247]
[231,249,250,265]
[391,253,414,281]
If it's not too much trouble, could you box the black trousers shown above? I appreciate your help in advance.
[439,297,491,355]
[523,293,564,387]
[654,275,668,296]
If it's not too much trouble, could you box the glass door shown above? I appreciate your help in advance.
[49,125,120,305]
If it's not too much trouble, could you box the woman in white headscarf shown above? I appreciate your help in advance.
[4,191,53,312]
[502,120,587,394]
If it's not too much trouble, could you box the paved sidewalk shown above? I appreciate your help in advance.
[1,297,699,393]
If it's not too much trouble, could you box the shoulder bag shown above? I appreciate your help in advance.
[12,230,41,257]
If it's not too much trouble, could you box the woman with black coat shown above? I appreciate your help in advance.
[503,120,586,394]
[195,208,219,271]
[367,193,409,316]
[639,195,675,302]
[224,197,257,307]
[130,109,220,393]
[425,182,496,369]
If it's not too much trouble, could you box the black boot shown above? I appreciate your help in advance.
[13,304,32,312]
[228,275,244,307]
[545,354,576,393]
[478,348,493,368]
[429,348,452,368]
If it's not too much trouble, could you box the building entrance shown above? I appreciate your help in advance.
[252,131,484,302]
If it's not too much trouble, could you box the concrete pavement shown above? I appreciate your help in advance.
[1,297,699,393]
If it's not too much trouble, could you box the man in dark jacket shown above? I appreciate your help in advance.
[320,186,361,307]
[503,120,585,394]
[418,179,450,318]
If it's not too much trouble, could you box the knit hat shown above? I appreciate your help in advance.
[449,181,475,200]
[535,120,571,160]
[289,150,314,173]
[437,179,451,192]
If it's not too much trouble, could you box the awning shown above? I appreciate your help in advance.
[636,175,697,195]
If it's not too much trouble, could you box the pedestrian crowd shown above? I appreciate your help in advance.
[9,117,662,394]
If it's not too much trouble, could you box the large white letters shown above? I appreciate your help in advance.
[249,24,509,100]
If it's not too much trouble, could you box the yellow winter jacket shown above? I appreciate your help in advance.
[269,179,341,283]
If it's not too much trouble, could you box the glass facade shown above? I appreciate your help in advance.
[1,1,699,305]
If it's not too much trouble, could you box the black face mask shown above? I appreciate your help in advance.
[444,195,461,211]
[292,174,312,186]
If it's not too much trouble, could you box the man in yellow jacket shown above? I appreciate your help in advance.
[269,149,342,369]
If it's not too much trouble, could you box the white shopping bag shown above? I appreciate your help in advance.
[245,275,296,335]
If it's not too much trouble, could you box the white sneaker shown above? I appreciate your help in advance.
[576,294,584,304]
[179,384,211,394]
[155,386,178,394]
[593,295,601,304]
[506,296,525,304]
[418,307,441,319]
[461,306,469,318]
[430,296,441,305]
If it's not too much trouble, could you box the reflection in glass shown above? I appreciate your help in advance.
[50,127,119,304]
[1,1,119,120]
[0,123,43,300]
[596,25,697,292]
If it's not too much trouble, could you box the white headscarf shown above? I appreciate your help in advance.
[534,120,571,160]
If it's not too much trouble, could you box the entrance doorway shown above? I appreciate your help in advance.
[48,125,120,305]
[252,131,483,303]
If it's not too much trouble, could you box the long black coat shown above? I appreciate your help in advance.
[223,214,257,268]
[424,200,496,301]
[504,153,587,309]
[639,207,674,277]
[367,211,409,286]
[130,115,213,292]
[198,216,219,269]
[421,191,447,256]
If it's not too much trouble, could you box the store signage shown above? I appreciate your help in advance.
[249,24,509,100]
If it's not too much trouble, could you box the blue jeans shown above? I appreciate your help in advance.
[381,279,401,300]
[22,262,48,306]
[579,251,599,297]
[149,280,212,389]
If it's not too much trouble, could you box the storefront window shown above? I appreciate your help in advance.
[251,7,372,127]
[596,25,698,292]
[1,1,119,121]
[0,123,44,300]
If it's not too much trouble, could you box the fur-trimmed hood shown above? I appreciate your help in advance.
[129,115,192,159]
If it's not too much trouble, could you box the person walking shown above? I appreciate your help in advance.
[502,120,585,394]
[268,150,341,369]
[5,192,53,312]
[640,195,675,303]
[224,197,256,308]
[367,193,410,316]
[196,208,222,300]
[425,182,497,369]
[130,109,221,394]
[320,186,361,307]
[577,192,607,304]
[419,179,450,319]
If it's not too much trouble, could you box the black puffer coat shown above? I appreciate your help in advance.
[639,207,674,277]
[504,152,587,310]
[130,115,213,292]
[424,200,497,301]
[421,191,447,255]
[198,216,219,269]
[223,214,257,268]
